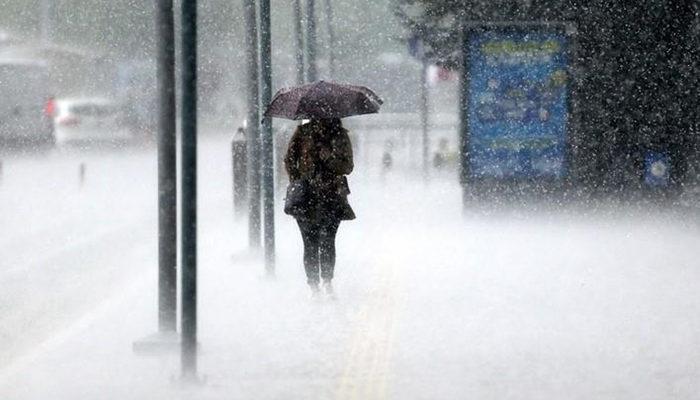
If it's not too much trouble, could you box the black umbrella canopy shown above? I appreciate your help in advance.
[265,80,383,120]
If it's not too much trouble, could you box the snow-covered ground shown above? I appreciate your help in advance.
[1,133,699,399]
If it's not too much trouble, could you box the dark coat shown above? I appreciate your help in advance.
[284,121,355,222]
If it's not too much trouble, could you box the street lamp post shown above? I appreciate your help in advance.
[324,0,336,78]
[156,0,178,334]
[421,59,430,180]
[459,22,471,208]
[410,36,431,180]
[293,0,305,85]
[244,0,262,249]
[180,0,198,379]
[259,0,275,274]
[131,0,179,356]
[40,0,53,46]
[305,0,318,82]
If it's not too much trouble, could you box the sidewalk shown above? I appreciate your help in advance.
[2,172,700,399]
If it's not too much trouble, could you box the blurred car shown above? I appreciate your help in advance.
[0,58,55,148]
[53,97,132,145]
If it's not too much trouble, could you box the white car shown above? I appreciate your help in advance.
[53,98,132,145]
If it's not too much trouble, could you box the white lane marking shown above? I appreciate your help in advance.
[0,272,151,386]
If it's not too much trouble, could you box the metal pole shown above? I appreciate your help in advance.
[156,0,177,334]
[459,23,471,207]
[40,0,52,46]
[232,131,248,220]
[259,0,275,275]
[79,163,86,188]
[180,0,198,379]
[293,0,305,85]
[244,0,262,249]
[305,0,318,82]
[420,59,429,180]
[324,0,335,78]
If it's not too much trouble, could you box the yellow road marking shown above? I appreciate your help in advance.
[336,250,403,400]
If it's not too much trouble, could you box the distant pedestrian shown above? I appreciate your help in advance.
[382,139,394,172]
[433,137,449,169]
[433,137,458,171]
[284,118,355,298]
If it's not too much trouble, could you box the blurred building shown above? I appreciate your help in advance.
[0,29,109,97]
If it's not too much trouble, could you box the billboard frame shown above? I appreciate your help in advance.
[459,21,580,203]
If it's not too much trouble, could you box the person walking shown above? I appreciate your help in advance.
[284,118,355,297]
[265,80,382,297]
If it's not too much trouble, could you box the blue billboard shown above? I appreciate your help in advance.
[468,31,569,178]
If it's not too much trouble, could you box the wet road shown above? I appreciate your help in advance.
[1,134,700,399]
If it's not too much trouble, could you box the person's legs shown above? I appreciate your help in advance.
[297,219,321,286]
[319,220,340,283]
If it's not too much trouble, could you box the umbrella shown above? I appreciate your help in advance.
[264,80,383,120]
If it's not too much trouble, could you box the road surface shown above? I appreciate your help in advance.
[1,134,699,399]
